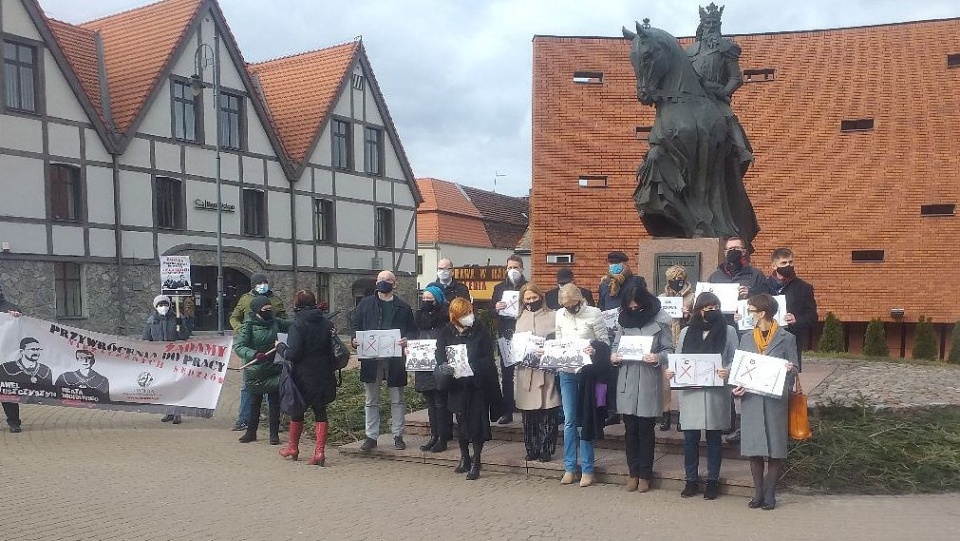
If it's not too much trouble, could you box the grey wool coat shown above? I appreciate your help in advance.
[675,325,739,431]
[614,311,674,418]
[513,307,561,410]
[737,328,798,459]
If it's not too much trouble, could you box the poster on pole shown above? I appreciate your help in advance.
[0,314,232,417]
[160,256,193,297]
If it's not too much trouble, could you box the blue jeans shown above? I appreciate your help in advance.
[559,372,595,474]
[236,372,251,425]
[683,429,723,481]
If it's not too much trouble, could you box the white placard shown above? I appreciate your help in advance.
[405,339,437,371]
[668,353,725,388]
[497,290,521,319]
[497,337,515,367]
[616,335,655,361]
[160,255,192,297]
[657,296,684,318]
[540,339,592,370]
[736,295,787,331]
[729,349,789,398]
[355,329,402,359]
[445,344,473,378]
[600,308,621,330]
[694,282,740,313]
[507,332,545,368]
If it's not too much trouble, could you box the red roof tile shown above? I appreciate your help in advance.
[416,178,482,217]
[46,18,105,124]
[248,42,359,164]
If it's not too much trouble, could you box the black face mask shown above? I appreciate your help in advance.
[565,302,582,315]
[777,265,796,279]
[726,249,744,266]
[422,300,436,311]
[702,310,721,324]
[526,300,544,312]
[257,309,274,322]
[668,280,685,291]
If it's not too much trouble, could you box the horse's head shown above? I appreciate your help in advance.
[623,21,684,105]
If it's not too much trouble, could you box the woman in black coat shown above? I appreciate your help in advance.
[414,285,451,453]
[435,298,503,480]
[275,290,337,466]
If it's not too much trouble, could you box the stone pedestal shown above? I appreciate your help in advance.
[637,238,722,294]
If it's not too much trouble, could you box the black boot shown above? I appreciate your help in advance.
[659,411,672,431]
[466,443,482,480]
[267,394,281,445]
[703,480,720,500]
[681,481,699,497]
[420,435,439,452]
[238,428,257,443]
[454,437,471,473]
[421,397,440,451]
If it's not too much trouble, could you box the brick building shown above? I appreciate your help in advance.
[531,18,960,358]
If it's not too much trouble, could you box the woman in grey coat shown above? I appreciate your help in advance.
[666,292,737,500]
[734,294,798,511]
[612,286,674,493]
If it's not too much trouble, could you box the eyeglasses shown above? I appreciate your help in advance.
[702,306,720,312]
[746,309,759,314]
[724,246,744,252]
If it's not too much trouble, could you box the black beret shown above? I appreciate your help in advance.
[607,251,629,263]
[556,268,574,283]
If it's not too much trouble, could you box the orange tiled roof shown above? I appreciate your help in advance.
[416,178,482,217]
[80,0,204,133]
[248,42,360,164]
[46,18,105,124]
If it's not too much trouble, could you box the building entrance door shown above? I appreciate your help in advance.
[191,266,251,331]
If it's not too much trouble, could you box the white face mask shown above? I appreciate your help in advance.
[458,314,475,327]
[437,269,452,282]
[156,306,170,316]
[254,284,269,295]
[507,268,522,283]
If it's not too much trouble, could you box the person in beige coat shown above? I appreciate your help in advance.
[513,283,561,462]
[660,265,695,431]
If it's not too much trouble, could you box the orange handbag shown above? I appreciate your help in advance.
[788,375,813,441]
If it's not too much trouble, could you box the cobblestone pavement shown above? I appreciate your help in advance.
[806,357,960,408]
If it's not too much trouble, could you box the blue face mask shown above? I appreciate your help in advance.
[609,263,624,275]
[254,284,269,295]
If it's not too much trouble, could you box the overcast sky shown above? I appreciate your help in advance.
[40,0,959,196]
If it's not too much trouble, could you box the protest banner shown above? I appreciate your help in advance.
[160,256,193,297]
[0,314,232,417]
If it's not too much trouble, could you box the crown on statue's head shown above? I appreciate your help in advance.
[699,3,724,23]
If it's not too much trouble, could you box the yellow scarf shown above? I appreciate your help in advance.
[752,320,779,354]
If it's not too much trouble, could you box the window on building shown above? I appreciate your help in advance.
[948,54,960,68]
[3,40,38,112]
[851,250,884,262]
[577,175,608,188]
[49,164,82,222]
[375,207,394,248]
[55,262,83,318]
[546,253,575,264]
[572,71,603,84]
[364,127,384,176]
[172,80,200,142]
[317,272,331,306]
[314,198,335,243]
[743,68,776,82]
[332,119,352,170]
[219,92,243,149]
[352,73,365,90]
[416,255,424,275]
[840,118,874,132]
[155,177,183,229]
[242,189,265,237]
[920,203,956,216]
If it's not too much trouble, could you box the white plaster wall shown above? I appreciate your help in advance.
[375,179,392,204]
[314,168,333,196]
[416,247,439,289]
[317,245,335,268]
[221,237,266,260]
[395,183,416,207]
[294,194,313,243]
[221,152,240,181]
[242,156,264,184]
[308,124,332,166]
[117,171,153,227]
[121,230,153,259]
[397,251,416,274]
[268,241,292,266]
[351,77,363,120]
[337,247,373,271]
[185,146,216,178]
[88,228,115,257]
[85,165,115,224]
[122,137,151,169]
[51,224,84,256]
[267,192,291,238]
[335,201,373,246]
[394,209,415,251]
[246,101,273,156]
[0,222,46,254]
[156,233,212,257]
[1,0,41,40]
[296,243,313,269]
[0,155,44,218]
[384,140,405,180]
[220,183,241,235]
[154,141,180,173]
[0,115,42,153]
[136,89,171,137]
[185,180,229,233]
[336,173,373,200]
[44,50,88,122]
[265,159,286,189]
[331,88,351,117]
[84,128,111,163]
[47,122,81,159]
[363,83,384,125]
[352,123,364,170]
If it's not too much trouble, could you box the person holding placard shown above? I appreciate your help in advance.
[413,285,451,453]
[142,295,191,424]
[598,251,645,427]
[514,282,561,462]
[611,286,674,493]
[554,284,611,488]
[435,298,503,480]
[758,248,817,371]
[734,294,798,511]
[492,255,527,425]
[665,292,738,500]
[660,265,695,431]
[234,296,290,445]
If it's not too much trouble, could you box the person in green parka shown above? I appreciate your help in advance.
[233,296,290,445]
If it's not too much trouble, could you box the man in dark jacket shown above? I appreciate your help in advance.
[545,268,595,310]
[708,237,766,328]
[492,254,527,424]
[759,248,817,371]
[0,284,25,433]
[143,295,191,423]
[351,270,416,451]
[598,251,646,310]
[427,258,471,302]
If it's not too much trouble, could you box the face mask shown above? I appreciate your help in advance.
[609,263,624,275]
[376,280,394,294]
[156,305,170,316]
[422,300,436,310]
[725,249,744,266]
[254,284,269,295]
[703,310,721,323]
[437,270,452,282]
[526,300,544,312]
[565,302,582,315]
[777,265,796,279]
[458,314,475,327]
[507,268,522,283]
[257,309,274,321]
[668,280,685,291]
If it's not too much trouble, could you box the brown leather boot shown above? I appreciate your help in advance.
[278,421,303,461]
[308,422,329,466]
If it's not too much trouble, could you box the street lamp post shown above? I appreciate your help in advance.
[192,30,224,334]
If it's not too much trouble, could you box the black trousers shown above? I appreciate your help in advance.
[500,363,516,412]
[623,415,657,479]
[247,392,280,436]
[2,402,19,426]
[422,390,451,440]
[522,408,559,458]
[292,404,327,423]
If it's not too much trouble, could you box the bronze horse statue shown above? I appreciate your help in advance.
[623,21,759,244]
